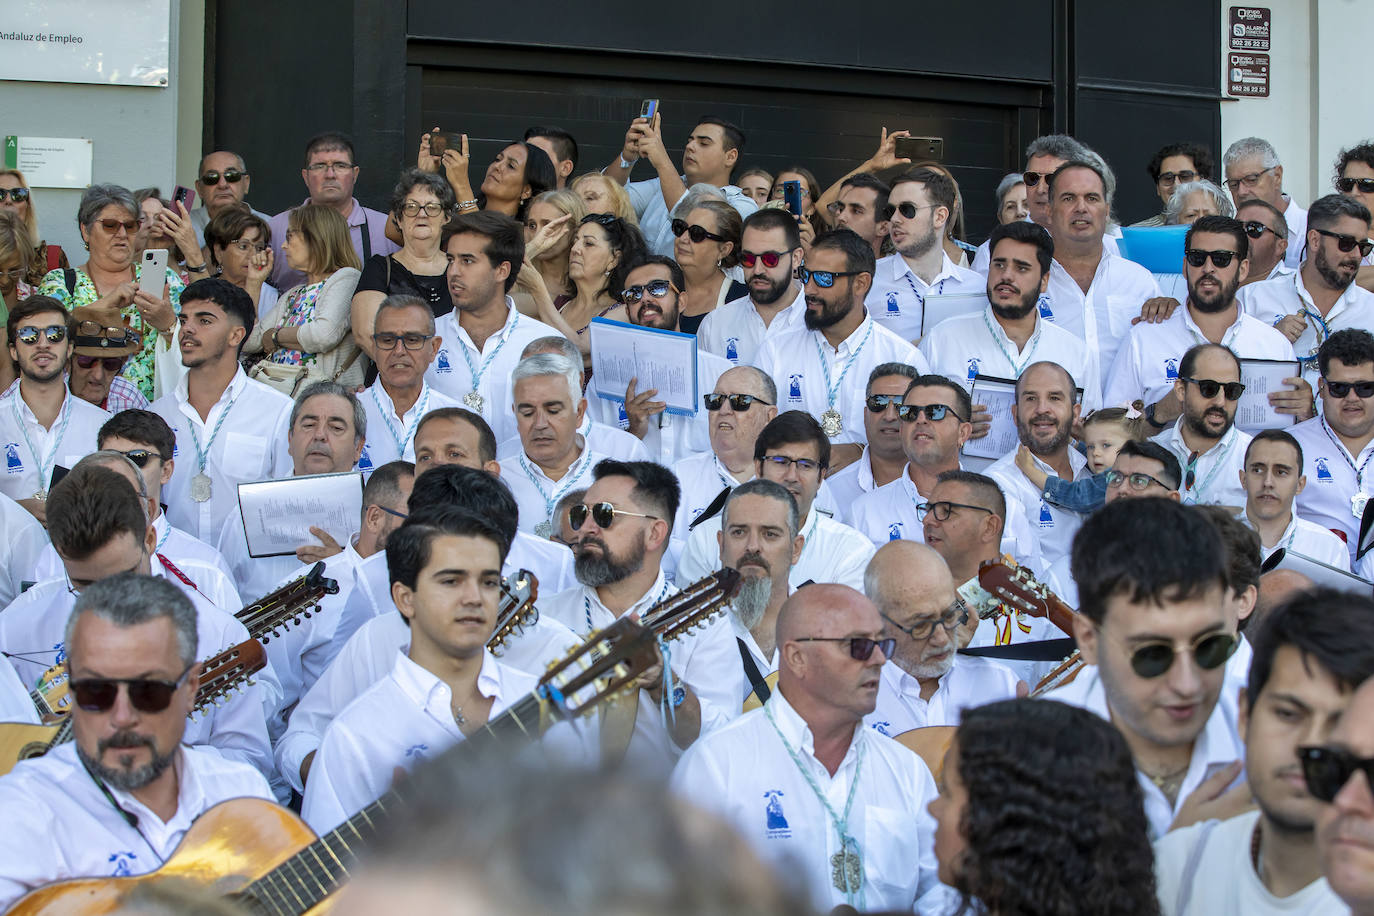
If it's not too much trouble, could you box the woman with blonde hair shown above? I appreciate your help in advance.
[523,188,586,305]
[572,173,638,224]
[0,168,67,276]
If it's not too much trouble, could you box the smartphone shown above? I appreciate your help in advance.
[430,133,449,157]
[640,99,659,120]
[172,184,196,212]
[140,249,168,300]
[783,180,803,218]
[895,136,945,162]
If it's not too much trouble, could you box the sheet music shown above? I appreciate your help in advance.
[589,317,699,415]
[1236,358,1301,432]
[963,375,1018,461]
[920,293,988,337]
[237,471,364,558]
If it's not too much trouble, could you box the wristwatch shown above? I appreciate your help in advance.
[1143,402,1168,431]
[619,155,636,170]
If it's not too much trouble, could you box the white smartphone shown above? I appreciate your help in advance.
[140,249,168,300]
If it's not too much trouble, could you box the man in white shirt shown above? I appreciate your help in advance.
[1241,194,1374,386]
[971,134,1093,273]
[1044,498,1244,840]
[754,228,929,463]
[1155,588,1370,914]
[865,168,984,342]
[1240,430,1351,570]
[0,573,275,911]
[425,212,560,445]
[1235,199,1293,294]
[151,278,294,543]
[1152,343,1253,510]
[824,363,919,522]
[500,352,605,537]
[698,208,806,366]
[863,541,1019,736]
[359,294,459,471]
[1222,137,1307,271]
[1312,676,1374,915]
[1,296,109,521]
[671,583,947,914]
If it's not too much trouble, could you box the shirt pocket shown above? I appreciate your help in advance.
[222,431,269,481]
[861,804,923,904]
[1106,293,1143,338]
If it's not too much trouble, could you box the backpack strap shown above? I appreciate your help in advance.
[63,268,77,296]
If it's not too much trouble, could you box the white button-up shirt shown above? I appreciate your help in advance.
[1105,305,1296,410]
[864,657,1020,736]
[357,380,461,471]
[0,386,108,501]
[986,445,1091,572]
[0,492,48,608]
[671,690,950,914]
[1240,270,1374,386]
[1042,250,1161,390]
[1281,197,1308,270]
[754,314,929,446]
[499,443,605,535]
[972,228,1121,274]
[918,303,1102,411]
[215,499,361,614]
[0,652,37,725]
[822,455,879,526]
[1247,511,1352,571]
[732,613,780,704]
[497,414,648,463]
[698,287,806,366]
[584,348,731,466]
[0,743,274,911]
[1290,416,1374,561]
[865,252,986,343]
[670,451,749,545]
[152,367,294,543]
[1042,664,1244,840]
[1152,423,1252,510]
[675,507,875,593]
[425,302,561,446]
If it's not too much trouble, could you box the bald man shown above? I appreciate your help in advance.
[672,584,949,914]
[1313,677,1374,915]
[1253,569,1314,633]
[862,542,1021,736]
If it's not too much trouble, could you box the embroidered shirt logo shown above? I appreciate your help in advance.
[1037,295,1054,319]
[404,743,429,759]
[435,349,451,373]
[885,292,900,315]
[1038,501,1054,529]
[1316,458,1333,481]
[357,445,373,470]
[107,851,137,877]
[725,338,740,362]
[888,522,903,541]
[4,443,21,474]
[788,375,803,402]
[870,720,893,737]
[966,357,981,380]
[1165,358,1179,380]
[764,790,791,837]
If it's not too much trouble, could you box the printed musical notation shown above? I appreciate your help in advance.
[237,472,363,558]
[590,317,700,415]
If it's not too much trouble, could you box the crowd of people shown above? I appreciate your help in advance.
[0,113,1372,916]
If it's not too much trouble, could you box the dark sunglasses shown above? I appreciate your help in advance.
[1021,170,1050,187]
[1242,220,1281,239]
[199,169,247,185]
[1299,746,1374,802]
[71,664,194,713]
[74,355,127,372]
[1313,228,1374,258]
[1184,248,1238,269]
[915,500,994,522]
[880,201,937,221]
[794,636,896,662]
[1157,170,1198,185]
[1326,379,1374,399]
[1336,177,1374,194]
[15,325,67,345]
[0,187,31,204]
[113,448,156,468]
[670,219,727,243]
[739,250,789,269]
[865,394,905,413]
[569,501,660,531]
[797,266,863,288]
[621,279,677,304]
[97,218,139,234]
[371,332,434,351]
[703,392,772,411]
[897,403,965,423]
[1124,632,1237,679]
[1182,376,1246,400]
[1104,469,1169,492]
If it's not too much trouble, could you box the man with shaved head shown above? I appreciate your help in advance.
[1313,677,1374,914]
[672,584,948,914]
[862,541,1021,736]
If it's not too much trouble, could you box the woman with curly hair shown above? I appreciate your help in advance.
[929,698,1161,916]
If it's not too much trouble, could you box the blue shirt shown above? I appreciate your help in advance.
[626,177,758,257]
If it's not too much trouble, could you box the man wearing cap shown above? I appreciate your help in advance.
[66,304,149,414]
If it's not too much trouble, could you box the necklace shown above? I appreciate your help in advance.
[185,387,239,503]
[518,445,592,538]
[458,310,518,412]
[370,383,430,458]
[1320,419,1374,518]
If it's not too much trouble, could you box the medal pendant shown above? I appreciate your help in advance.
[534,519,554,539]
[190,472,213,503]
[463,390,484,411]
[830,839,862,893]
[1354,492,1370,521]
[820,408,843,438]
[32,490,45,501]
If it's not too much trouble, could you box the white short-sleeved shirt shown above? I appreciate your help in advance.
[986,445,1090,572]
[357,381,461,472]
[675,507,874,593]
[424,302,560,447]
[1152,423,1252,510]
[863,657,1020,736]
[918,304,1101,411]
[151,367,294,543]
[1240,271,1374,385]
[1290,416,1374,561]
[1104,306,1297,411]
[0,387,108,501]
[1249,512,1352,571]
[584,348,731,466]
[0,743,274,912]
[0,491,49,608]
[753,315,929,446]
[1041,250,1161,390]
[697,288,806,366]
[499,444,605,535]
[864,252,986,343]
[670,690,950,914]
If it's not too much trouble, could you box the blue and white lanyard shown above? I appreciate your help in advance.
[186,391,239,474]
[1183,431,1238,504]
[813,322,874,411]
[519,446,591,525]
[981,309,1042,376]
[11,392,72,490]
[371,384,430,457]
[902,274,946,312]
[460,312,518,393]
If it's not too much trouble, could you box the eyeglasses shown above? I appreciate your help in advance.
[670,219,727,243]
[76,320,138,346]
[769,185,810,199]
[881,601,968,642]
[897,403,965,423]
[760,454,824,473]
[74,355,127,372]
[0,266,27,280]
[1181,377,1246,400]
[305,161,355,173]
[1117,631,1238,679]
[739,250,790,269]
[1242,220,1281,240]
[376,504,409,521]
[1325,379,1374,399]
[371,332,434,351]
[1336,177,1374,194]
[112,448,156,468]
[797,266,864,288]
[1184,248,1238,269]
[915,501,994,522]
[569,501,660,531]
[96,218,139,234]
[1223,167,1275,193]
[865,394,905,413]
[880,201,937,221]
[1157,170,1199,185]
[1298,746,1374,802]
[1021,171,1050,187]
[15,325,67,345]
[71,664,194,713]
[401,200,446,218]
[229,239,269,254]
[199,169,247,185]
[0,187,31,204]
[794,636,896,662]
[620,279,678,304]
[703,392,773,411]
[1104,468,1170,492]
[1313,228,1374,258]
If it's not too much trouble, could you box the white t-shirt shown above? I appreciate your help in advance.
[1153,423,1253,510]
[863,657,1020,736]
[864,252,986,342]
[357,381,461,471]
[0,387,108,502]
[697,287,806,367]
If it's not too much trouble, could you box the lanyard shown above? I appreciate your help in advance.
[11,391,72,493]
[583,579,673,635]
[518,446,591,526]
[813,321,873,410]
[459,312,518,391]
[1182,431,1239,504]
[1320,420,1374,490]
[186,391,239,473]
[981,309,1042,377]
[901,274,946,311]
[371,384,430,458]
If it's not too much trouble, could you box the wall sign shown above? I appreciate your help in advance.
[1228,53,1270,98]
[0,0,170,87]
[1229,7,1271,52]
[3,136,93,189]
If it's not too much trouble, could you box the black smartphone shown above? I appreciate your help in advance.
[783,180,803,217]
[895,137,944,162]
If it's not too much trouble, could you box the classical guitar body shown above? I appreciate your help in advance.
[741,671,780,712]
[6,798,329,916]
[892,726,957,781]
[0,722,64,777]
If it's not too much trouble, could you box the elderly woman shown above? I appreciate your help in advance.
[245,204,365,390]
[1164,178,1234,226]
[672,196,744,335]
[572,172,638,224]
[996,173,1029,225]
[205,204,278,318]
[0,168,68,275]
[37,183,182,399]
[559,214,646,365]
[418,134,556,221]
[523,189,587,306]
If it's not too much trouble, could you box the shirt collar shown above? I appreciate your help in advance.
[369,380,431,422]
[814,312,873,355]
[455,298,521,352]
[391,648,505,712]
[586,567,671,620]
[300,197,363,226]
[13,383,72,425]
[981,303,1042,349]
[1181,304,1244,341]
[764,685,866,765]
[108,749,198,829]
[1169,422,1240,461]
[175,364,248,406]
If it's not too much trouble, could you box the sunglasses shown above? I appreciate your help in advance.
[897,403,965,423]
[15,325,67,345]
[760,454,823,473]
[865,394,905,413]
[74,355,127,371]
[1122,631,1237,679]
[1242,220,1280,239]
[1184,248,1238,269]
[71,664,194,713]
[739,250,789,269]
[97,218,139,234]
[371,332,434,351]
[1105,469,1169,492]
[1336,177,1374,194]
[568,501,660,531]
[199,169,247,185]
[881,601,968,642]
[0,187,31,204]
[670,219,727,243]
[1326,379,1374,399]
[1182,376,1246,400]
[1299,746,1374,802]
[1157,170,1198,185]
[880,201,936,221]
[113,448,157,468]
[621,279,677,304]
[797,266,863,288]
[915,500,994,522]
[1021,170,1050,187]
[794,636,896,661]
[1313,228,1374,258]
[703,392,772,411]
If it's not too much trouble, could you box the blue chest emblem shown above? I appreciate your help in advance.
[1164,358,1179,380]
[435,349,451,373]
[1316,458,1333,481]
[888,522,903,541]
[1037,295,1054,319]
[725,338,740,362]
[1038,501,1054,528]
[788,375,803,401]
[764,790,791,836]
[966,357,981,380]
[357,445,373,470]
[885,292,900,315]
[107,851,137,877]
[4,443,20,474]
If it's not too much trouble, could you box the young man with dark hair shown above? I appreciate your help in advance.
[830,173,891,258]
[524,126,578,188]
[698,208,806,367]
[1240,429,1350,569]
[1151,342,1253,509]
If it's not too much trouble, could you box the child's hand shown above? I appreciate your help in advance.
[1016,444,1050,490]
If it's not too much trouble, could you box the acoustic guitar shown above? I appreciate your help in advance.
[486,569,538,657]
[975,558,1085,696]
[235,563,340,645]
[0,640,267,776]
[5,617,661,916]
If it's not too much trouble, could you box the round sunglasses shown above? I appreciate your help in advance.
[621,279,677,304]
[1120,631,1237,679]
[739,250,790,269]
[797,266,863,288]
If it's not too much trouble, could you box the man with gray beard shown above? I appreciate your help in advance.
[862,541,1020,737]
[718,480,802,706]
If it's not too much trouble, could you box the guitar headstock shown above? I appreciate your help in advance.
[487,569,539,656]
[193,639,267,715]
[236,562,340,643]
[538,618,659,719]
[31,662,73,719]
[640,568,742,643]
[977,557,1052,620]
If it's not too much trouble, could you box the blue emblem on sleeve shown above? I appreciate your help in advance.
[357,445,373,470]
